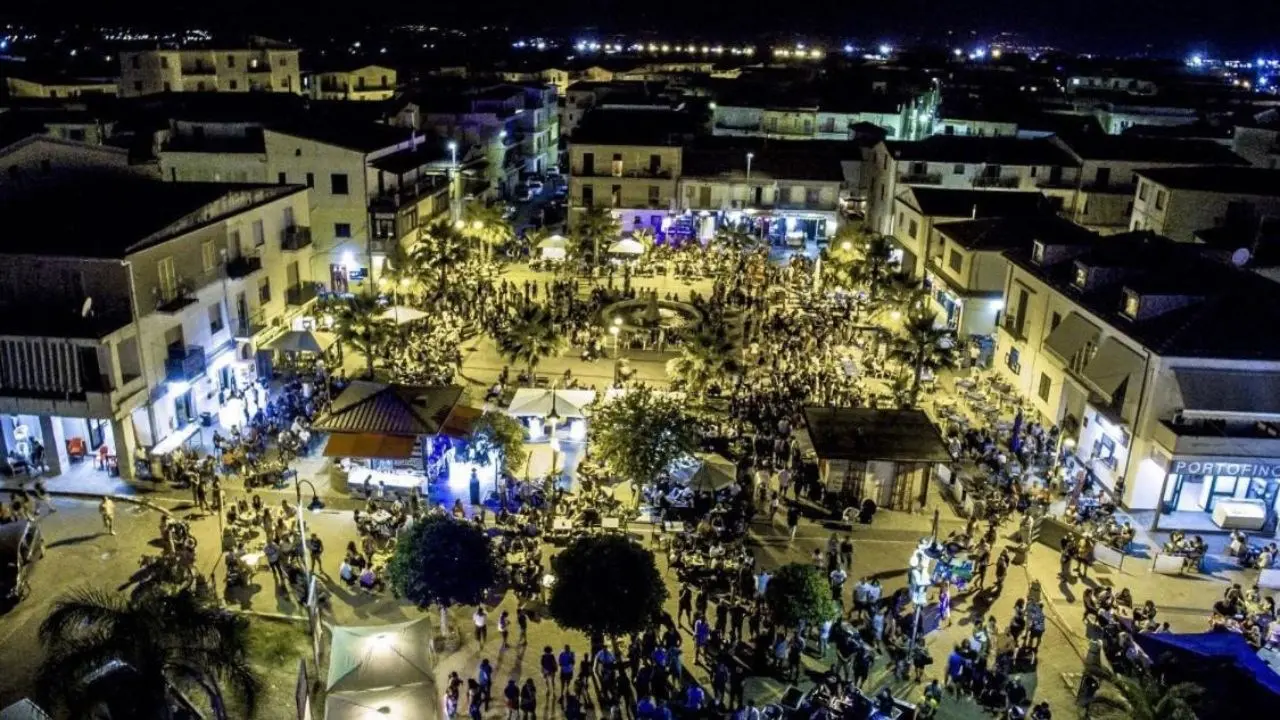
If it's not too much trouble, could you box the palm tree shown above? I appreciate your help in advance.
[412,219,472,298]
[322,293,389,378]
[495,303,565,375]
[378,239,420,300]
[669,325,740,395]
[887,310,957,407]
[462,203,515,260]
[36,588,261,720]
[573,206,620,265]
[856,234,897,301]
[1085,666,1201,720]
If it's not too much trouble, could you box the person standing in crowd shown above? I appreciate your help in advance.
[519,678,537,720]
[478,658,493,710]
[517,604,530,645]
[498,610,511,648]
[558,645,576,697]
[540,646,557,691]
[786,503,800,543]
[504,679,520,720]
[307,532,325,575]
[473,607,488,645]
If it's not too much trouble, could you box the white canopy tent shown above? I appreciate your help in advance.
[377,305,430,325]
[537,234,569,261]
[324,682,438,720]
[268,329,338,355]
[0,700,51,720]
[507,389,597,419]
[607,238,645,255]
[669,453,738,492]
[327,617,435,694]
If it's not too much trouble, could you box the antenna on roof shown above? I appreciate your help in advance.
[1231,247,1252,267]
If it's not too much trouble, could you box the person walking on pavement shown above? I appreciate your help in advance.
[99,496,115,535]
[519,678,537,720]
[786,503,800,543]
[307,533,325,575]
[540,646,557,691]
[473,607,488,645]
[994,548,1011,593]
[677,584,693,627]
[478,658,494,710]
[558,645,576,697]
[32,479,55,515]
[498,610,511,648]
[840,534,854,570]
[504,679,520,720]
[517,604,529,645]
[264,537,285,585]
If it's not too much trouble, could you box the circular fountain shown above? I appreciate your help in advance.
[601,291,703,350]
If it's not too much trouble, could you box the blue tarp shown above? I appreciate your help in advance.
[1133,631,1280,697]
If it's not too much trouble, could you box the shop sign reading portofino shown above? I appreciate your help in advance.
[1170,458,1280,479]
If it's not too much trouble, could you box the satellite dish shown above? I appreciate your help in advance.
[1231,247,1252,267]
[80,296,94,318]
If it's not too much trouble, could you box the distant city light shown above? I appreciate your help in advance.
[878,44,893,56]
[973,48,986,58]
[844,44,854,53]
[952,48,963,57]
[991,48,1003,59]
[1189,54,1204,67]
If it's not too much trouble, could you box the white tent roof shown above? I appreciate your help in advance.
[325,682,438,720]
[327,617,435,693]
[268,329,338,354]
[607,238,645,255]
[536,234,568,250]
[669,453,737,492]
[0,700,50,720]
[377,305,430,325]
[507,388,596,418]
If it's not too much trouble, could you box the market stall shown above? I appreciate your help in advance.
[325,683,437,720]
[326,617,436,694]
[507,388,596,442]
[377,305,430,325]
[266,329,340,375]
[317,381,467,498]
[537,234,569,261]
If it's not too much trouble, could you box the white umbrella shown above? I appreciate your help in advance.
[326,617,435,693]
[377,305,429,325]
[670,453,737,492]
[607,238,645,255]
[507,388,597,418]
[537,234,569,250]
[267,329,337,354]
[324,683,438,720]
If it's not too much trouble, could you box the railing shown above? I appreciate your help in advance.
[286,283,320,307]
[155,280,197,314]
[897,173,943,185]
[1001,315,1028,342]
[369,177,449,213]
[164,346,207,383]
[225,254,263,279]
[181,64,216,76]
[973,175,1022,189]
[282,225,312,251]
[235,309,268,339]
[579,168,674,179]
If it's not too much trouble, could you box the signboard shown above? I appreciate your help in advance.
[347,267,368,281]
[1169,458,1280,479]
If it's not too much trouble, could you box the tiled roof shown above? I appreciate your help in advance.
[802,407,950,463]
[885,136,1081,167]
[315,381,464,436]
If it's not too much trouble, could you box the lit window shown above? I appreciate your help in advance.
[1031,241,1045,264]
[1123,292,1140,318]
[1073,266,1088,288]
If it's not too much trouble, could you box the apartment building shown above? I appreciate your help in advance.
[925,214,1094,337]
[1052,135,1249,231]
[118,36,300,97]
[865,136,1081,237]
[0,178,314,479]
[567,109,692,234]
[305,64,397,102]
[1130,166,1280,243]
[5,74,118,98]
[711,84,938,143]
[678,143,844,245]
[889,187,1049,278]
[158,118,423,291]
[994,232,1280,532]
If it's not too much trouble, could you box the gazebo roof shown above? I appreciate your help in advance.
[315,381,465,436]
[802,407,950,464]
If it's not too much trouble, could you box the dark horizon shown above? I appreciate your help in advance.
[2,0,1278,57]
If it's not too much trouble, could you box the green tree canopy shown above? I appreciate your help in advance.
[412,220,472,298]
[319,293,390,378]
[548,534,668,638]
[669,325,740,395]
[572,206,620,264]
[458,411,527,478]
[764,563,839,628]
[462,203,515,260]
[590,385,701,489]
[494,302,565,373]
[389,516,499,618]
[887,311,958,407]
[36,588,261,720]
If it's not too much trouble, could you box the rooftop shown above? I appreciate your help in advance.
[0,177,302,259]
[368,143,451,174]
[884,136,1081,167]
[802,407,950,463]
[268,119,415,154]
[681,145,844,182]
[1006,232,1280,360]
[1060,135,1248,165]
[902,188,1050,219]
[1136,166,1280,196]
[570,108,697,146]
[315,381,465,436]
[934,214,1096,252]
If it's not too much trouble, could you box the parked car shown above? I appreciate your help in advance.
[0,519,44,603]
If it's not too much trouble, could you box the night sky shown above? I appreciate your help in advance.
[4,0,1278,55]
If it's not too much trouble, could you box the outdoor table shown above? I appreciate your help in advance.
[240,552,264,569]
[509,551,529,565]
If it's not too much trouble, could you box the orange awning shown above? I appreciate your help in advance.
[322,433,417,460]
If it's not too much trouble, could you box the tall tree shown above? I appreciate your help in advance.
[887,310,958,407]
[763,563,840,629]
[1085,666,1201,720]
[412,219,472,298]
[458,411,528,502]
[573,205,620,265]
[36,588,261,720]
[320,293,389,378]
[856,234,898,302]
[495,303,565,374]
[388,516,500,634]
[548,535,667,639]
[590,385,701,503]
[669,325,740,395]
[462,203,515,261]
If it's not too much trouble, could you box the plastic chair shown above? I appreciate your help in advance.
[66,437,87,462]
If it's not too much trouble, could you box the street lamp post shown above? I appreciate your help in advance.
[745,152,754,182]
[447,140,460,225]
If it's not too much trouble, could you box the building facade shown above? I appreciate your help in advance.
[119,37,301,97]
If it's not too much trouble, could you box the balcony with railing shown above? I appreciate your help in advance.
[897,173,943,185]
[282,225,312,252]
[155,280,198,314]
[369,177,449,214]
[580,167,675,179]
[181,63,217,76]
[1154,417,1280,457]
[999,314,1029,342]
[287,283,321,307]
[164,346,207,384]
[225,253,264,279]
[235,309,268,339]
[972,175,1022,189]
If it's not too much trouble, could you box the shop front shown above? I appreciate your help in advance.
[1154,457,1280,533]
